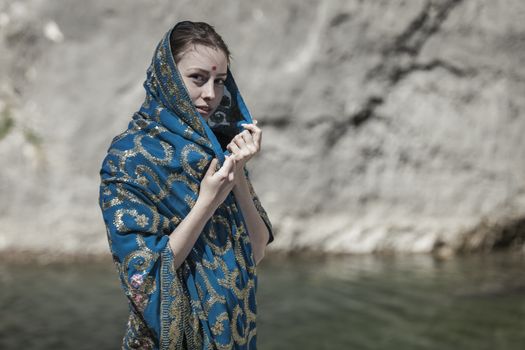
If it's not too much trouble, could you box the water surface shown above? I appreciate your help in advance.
[1,253,524,349]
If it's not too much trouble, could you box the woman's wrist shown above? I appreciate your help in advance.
[232,167,248,191]
[194,196,218,219]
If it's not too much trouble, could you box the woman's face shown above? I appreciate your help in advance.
[176,44,228,119]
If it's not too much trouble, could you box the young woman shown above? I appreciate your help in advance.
[99,21,273,349]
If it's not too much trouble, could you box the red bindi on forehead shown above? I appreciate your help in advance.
[212,66,216,71]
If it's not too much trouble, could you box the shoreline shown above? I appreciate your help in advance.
[1,246,523,266]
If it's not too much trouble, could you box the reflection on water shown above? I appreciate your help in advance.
[1,253,524,349]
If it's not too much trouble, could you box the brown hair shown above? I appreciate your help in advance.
[169,21,231,64]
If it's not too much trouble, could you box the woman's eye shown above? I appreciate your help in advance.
[190,74,207,85]
[215,78,225,86]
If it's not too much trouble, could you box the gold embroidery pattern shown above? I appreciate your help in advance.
[181,144,210,179]
[123,311,157,349]
[166,172,199,195]
[161,247,186,349]
[152,37,208,140]
[134,133,174,166]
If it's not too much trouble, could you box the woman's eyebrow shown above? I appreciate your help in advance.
[188,67,227,76]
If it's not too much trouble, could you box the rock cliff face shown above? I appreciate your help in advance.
[1,0,524,257]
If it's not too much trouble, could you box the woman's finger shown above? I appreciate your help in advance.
[219,155,235,177]
[242,124,262,148]
[233,138,252,157]
[206,158,218,176]
[227,142,241,159]
[233,133,248,148]
[239,129,255,146]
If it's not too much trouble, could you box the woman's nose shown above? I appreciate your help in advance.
[202,80,215,100]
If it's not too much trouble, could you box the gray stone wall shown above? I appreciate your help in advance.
[0,0,524,257]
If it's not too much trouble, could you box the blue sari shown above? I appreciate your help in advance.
[98,25,273,350]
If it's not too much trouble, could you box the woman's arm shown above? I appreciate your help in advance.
[227,121,270,264]
[232,172,270,264]
[168,157,236,269]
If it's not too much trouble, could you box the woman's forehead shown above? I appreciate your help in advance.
[178,44,228,72]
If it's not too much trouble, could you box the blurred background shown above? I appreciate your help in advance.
[1,0,524,349]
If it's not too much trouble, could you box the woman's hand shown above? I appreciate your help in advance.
[169,156,235,268]
[226,121,262,174]
[197,156,236,210]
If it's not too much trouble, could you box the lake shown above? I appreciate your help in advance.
[1,252,524,349]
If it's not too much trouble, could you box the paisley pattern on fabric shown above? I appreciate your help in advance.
[99,25,273,350]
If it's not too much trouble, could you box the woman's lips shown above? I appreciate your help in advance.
[196,106,211,116]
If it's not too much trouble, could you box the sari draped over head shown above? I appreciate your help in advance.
[98,25,273,350]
